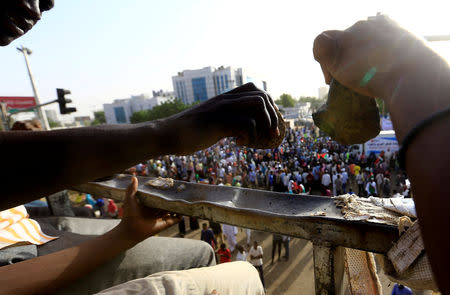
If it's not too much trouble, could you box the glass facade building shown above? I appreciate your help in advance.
[175,80,188,104]
[172,66,266,104]
[191,77,208,102]
[114,107,127,124]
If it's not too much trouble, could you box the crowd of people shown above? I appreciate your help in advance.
[82,125,410,220]
[2,1,449,293]
[131,125,411,288]
[139,125,409,199]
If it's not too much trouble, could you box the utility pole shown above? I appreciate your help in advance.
[17,45,50,130]
[424,35,450,42]
[0,103,10,130]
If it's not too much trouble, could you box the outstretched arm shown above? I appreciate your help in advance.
[0,177,180,295]
[0,83,279,210]
[314,15,450,293]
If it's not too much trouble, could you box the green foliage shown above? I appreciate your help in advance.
[299,96,325,112]
[275,93,296,108]
[375,98,388,116]
[48,120,62,128]
[91,111,106,126]
[130,99,195,123]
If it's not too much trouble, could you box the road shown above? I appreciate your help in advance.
[157,219,411,295]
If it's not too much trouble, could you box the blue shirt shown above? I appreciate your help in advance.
[200,229,216,247]
[391,284,412,295]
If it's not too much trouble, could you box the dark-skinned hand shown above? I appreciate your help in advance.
[163,82,280,155]
[118,176,181,243]
[313,15,433,101]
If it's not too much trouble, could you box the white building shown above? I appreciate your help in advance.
[318,86,329,99]
[172,66,267,105]
[281,102,312,120]
[103,91,174,124]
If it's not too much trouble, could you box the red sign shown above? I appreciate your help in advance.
[0,96,36,111]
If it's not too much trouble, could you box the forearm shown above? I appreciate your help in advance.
[0,223,139,295]
[384,54,450,292]
[0,120,171,210]
[385,52,450,143]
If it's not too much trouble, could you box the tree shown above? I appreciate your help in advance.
[48,120,62,128]
[130,99,196,124]
[91,111,106,126]
[275,94,296,108]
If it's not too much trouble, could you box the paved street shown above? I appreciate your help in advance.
[158,219,405,295]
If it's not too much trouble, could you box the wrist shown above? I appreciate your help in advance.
[113,221,147,245]
[386,58,450,143]
[379,37,447,104]
[154,117,184,154]
[382,44,446,104]
[133,118,175,156]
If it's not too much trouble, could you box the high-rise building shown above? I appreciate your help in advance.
[318,86,329,99]
[172,66,267,105]
[103,91,174,124]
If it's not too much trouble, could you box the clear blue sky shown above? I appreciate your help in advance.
[1,0,449,119]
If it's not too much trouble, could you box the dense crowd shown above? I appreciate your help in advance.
[139,126,409,199]
[130,125,412,287]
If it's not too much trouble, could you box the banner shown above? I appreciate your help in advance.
[381,117,393,130]
[0,96,36,112]
[364,131,399,155]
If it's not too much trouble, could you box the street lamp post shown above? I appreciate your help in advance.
[17,45,50,130]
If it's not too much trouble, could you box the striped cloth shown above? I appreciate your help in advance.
[0,205,57,249]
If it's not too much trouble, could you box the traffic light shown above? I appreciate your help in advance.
[57,88,77,114]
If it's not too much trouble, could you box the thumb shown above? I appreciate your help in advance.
[313,30,341,84]
[125,176,139,205]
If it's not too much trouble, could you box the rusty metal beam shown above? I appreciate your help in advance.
[313,244,336,295]
[72,175,398,254]
[312,244,348,295]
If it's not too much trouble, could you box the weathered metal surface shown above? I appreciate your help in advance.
[313,244,336,295]
[73,175,398,253]
[312,244,348,295]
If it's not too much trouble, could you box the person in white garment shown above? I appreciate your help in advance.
[235,245,248,262]
[222,224,238,252]
[249,241,265,289]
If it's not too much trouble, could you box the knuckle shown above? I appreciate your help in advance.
[245,82,257,89]
[353,20,369,29]
[253,96,266,108]
[313,33,332,61]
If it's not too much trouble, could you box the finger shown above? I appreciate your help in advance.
[320,63,333,84]
[233,95,272,130]
[161,214,182,227]
[236,118,257,146]
[240,96,273,140]
[126,176,138,196]
[265,91,278,111]
[40,0,55,12]
[142,206,165,216]
[125,176,139,209]
[226,82,259,94]
[222,90,265,100]
[230,91,280,126]
[313,30,343,77]
[154,210,171,218]
[260,92,278,133]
